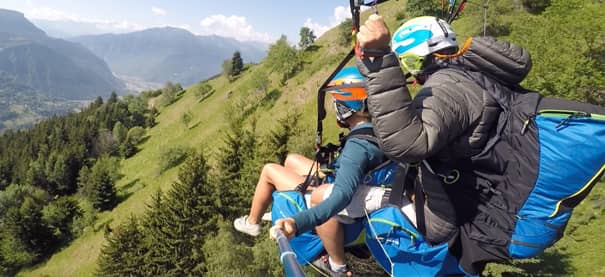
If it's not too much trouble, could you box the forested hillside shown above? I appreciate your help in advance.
[2,0,603,276]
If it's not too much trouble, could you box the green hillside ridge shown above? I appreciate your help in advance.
[19,0,605,276]
[17,11,358,277]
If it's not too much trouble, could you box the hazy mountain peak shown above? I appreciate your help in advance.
[71,28,268,86]
[0,9,124,101]
[0,9,47,39]
[144,26,193,35]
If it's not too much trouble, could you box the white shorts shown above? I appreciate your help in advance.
[310,184,389,224]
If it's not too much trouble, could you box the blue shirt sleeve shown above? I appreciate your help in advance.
[292,138,377,234]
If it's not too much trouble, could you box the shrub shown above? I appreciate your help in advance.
[42,196,83,242]
[126,126,146,145]
[158,146,190,173]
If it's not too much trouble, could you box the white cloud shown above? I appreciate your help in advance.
[333,6,351,23]
[23,5,143,33]
[303,18,330,38]
[151,6,166,16]
[303,5,352,38]
[199,14,274,43]
[303,5,375,38]
[27,5,82,22]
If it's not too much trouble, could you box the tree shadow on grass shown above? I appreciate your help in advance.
[494,250,574,277]
[259,89,283,110]
[137,135,151,145]
[188,121,201,129]
[304,45,321,52]
[117,178,140,204]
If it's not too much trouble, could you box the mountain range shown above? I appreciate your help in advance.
[70,27,267,87]
[0,9,124,100]
[0,8,268,131]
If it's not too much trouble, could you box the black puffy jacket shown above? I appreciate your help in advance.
[355,36,532,164]
[357,37,543,274]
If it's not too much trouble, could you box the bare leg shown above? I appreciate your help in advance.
[284,153,317,176]
[248,163,305,224]
[311,184,347,266]
[316,218,346,265]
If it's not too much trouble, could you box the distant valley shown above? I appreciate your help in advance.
[0,9,267,131]
[0,9,123,100]
[70,27,267,87]
[0,8,124,131]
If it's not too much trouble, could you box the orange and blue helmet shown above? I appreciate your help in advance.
[325,66,367,121]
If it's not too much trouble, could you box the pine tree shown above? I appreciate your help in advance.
[0,159,11,190]
[141,151,215,275]
[202,220,255,275]
[139,191,172,275]
[231,51,244,76]
[96,216,147,276]
[0,184,53,273]
[107,92,118,105]
[86,157,120,211]
[41,196,82,243]
[268,112,301,164]
[213,121,257,218]
[90,168,116,211]
[77,166,91,196]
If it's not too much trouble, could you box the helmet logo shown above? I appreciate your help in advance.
[393,30,432,56]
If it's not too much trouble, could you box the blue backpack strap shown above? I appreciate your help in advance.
[342,126,379,146]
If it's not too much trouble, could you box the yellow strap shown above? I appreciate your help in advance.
[549,163,605,217]
[433,37,473,59]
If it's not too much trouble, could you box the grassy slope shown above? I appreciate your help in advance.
[18,5,371,277]
[19,1,605,276]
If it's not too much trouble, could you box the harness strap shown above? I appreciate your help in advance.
[387,164,409,206]
[414,175,427,236]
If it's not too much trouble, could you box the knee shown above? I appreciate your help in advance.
[310,184,330,206]
[284,153,301,167]
[261,163,281,176]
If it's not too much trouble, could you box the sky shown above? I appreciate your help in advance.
[0,0,360,43]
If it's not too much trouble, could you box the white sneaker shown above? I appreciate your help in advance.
[261,212,272,222]
[233,215,261,236]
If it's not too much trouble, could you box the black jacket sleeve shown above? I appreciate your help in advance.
[356,53,484,162]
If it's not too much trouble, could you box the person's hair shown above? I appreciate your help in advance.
[352,110,371,121]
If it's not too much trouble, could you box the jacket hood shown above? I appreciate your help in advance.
[452,36,532,85]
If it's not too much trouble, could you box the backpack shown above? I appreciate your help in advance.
[364,205,469,276]
[508,108,605,258]
[439,37,605,273]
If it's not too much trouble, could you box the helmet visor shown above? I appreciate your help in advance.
[333,100,355,121]
[399,53,425,74]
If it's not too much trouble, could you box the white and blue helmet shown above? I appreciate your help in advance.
[391,16,458,75]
